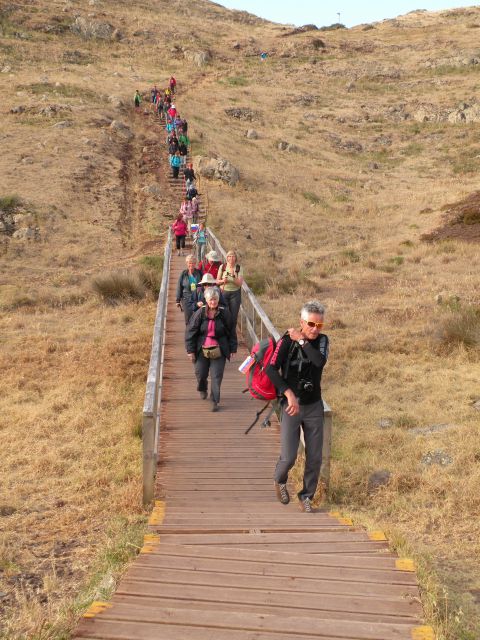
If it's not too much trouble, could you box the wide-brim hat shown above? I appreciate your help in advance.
[199,273,216,285]
[206,250,221,262]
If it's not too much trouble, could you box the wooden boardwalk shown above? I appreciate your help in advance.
[75,250,432,639]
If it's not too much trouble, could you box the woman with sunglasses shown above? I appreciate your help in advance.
[266,300,329,513]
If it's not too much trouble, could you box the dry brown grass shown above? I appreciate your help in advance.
[2,0,480,637]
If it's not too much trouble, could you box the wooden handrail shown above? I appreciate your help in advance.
[142,228,172,505]
[206,226,333,489]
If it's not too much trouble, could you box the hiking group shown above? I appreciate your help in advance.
[141,77,330,511]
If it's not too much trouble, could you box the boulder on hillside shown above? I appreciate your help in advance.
[108,95,124,109]
[109,120,134,141]
[195,156,240,187]
[183,50,211,67]
[225,107,260,122]
[71,17,123,41]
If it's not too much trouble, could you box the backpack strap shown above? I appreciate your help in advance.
[281,333,297,381]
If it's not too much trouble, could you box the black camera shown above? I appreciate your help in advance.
[298,379,314,393]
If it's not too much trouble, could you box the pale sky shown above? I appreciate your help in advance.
[217,1,477,28]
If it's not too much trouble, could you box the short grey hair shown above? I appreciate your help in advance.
[204,286,220,302]
[300,300,325,320]
[185,254,195,263]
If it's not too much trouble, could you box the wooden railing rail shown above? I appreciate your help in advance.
[142,228,172,505]
[206,227,333,488]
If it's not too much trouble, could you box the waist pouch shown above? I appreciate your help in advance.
[202,346,221,359]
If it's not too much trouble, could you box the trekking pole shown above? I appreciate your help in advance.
[244,402,270,435]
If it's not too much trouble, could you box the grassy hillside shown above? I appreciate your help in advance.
[0,0,479,637]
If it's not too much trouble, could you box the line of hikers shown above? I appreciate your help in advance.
[161,78,329,511]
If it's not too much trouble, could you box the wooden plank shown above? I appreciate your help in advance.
[77,605,418,638]
[151,544,406,572]
[116,581,421,619]
[135,552,418,589]
[125,564,419,599]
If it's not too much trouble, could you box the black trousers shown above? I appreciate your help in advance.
[175,235,186,250]
[194,353,226,404]
[274,399,324,500]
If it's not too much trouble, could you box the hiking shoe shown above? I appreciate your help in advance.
[211,402,219,412]
[274,481,290,505]
[200,391,207,400]
[299,497,313,513]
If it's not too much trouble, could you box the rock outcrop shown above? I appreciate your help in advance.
[71,17,122,41]
[195,156,240,186]
[183,50,211,67]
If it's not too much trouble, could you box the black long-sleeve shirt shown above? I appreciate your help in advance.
[266,333,329,405]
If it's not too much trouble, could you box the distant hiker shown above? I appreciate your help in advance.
[180,198,193,234]
[168,135,179,160]
[134,90,141,109]
[266,300,329,513]
[190,195,199,223]
[179,131,190,149]
[185,287,237,412]
[151,85,158,103]
[199,250,221,279]
[217,249,243,333]
[170,150,182,179]
[193,221,207,263]
[169,75,177,94]
[176,254,202,323]
[156,94,164,118]
[186,182,198,201]
[184,163,195,183]
[188,273,226,316]
[167,104,177,122]
[172,213,188,256]
[179,140,188,166]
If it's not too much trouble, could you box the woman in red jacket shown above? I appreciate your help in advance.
[172,213,188,256]
[198,250,222,279]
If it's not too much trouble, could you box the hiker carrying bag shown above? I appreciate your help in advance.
[243,334,295,434]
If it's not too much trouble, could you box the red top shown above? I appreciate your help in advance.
[199,261,220,279]
[172,220,188,236]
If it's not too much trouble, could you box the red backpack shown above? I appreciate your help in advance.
[245,337,278,401]
[243,334,295,434]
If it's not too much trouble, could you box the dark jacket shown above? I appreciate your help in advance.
[188,286,226,316]
[185,306,237,358]
[266,333,329,405]
[184,167,195,182]
[176,268,202,303]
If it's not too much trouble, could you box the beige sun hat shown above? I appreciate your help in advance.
[199,273,217,285]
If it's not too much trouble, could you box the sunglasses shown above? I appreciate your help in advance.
[303,320,324,329]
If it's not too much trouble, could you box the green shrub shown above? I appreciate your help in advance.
[224,76,249,87]
[92,272,145,304]
[0,195,22,212]
[342,249,360,263]
[437,305,480,350]
[395,415,418,429]
[246,271,267,295]
[138,255,163,298]
[303,191,321,204]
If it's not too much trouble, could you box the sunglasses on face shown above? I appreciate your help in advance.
[303,320,324,329]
